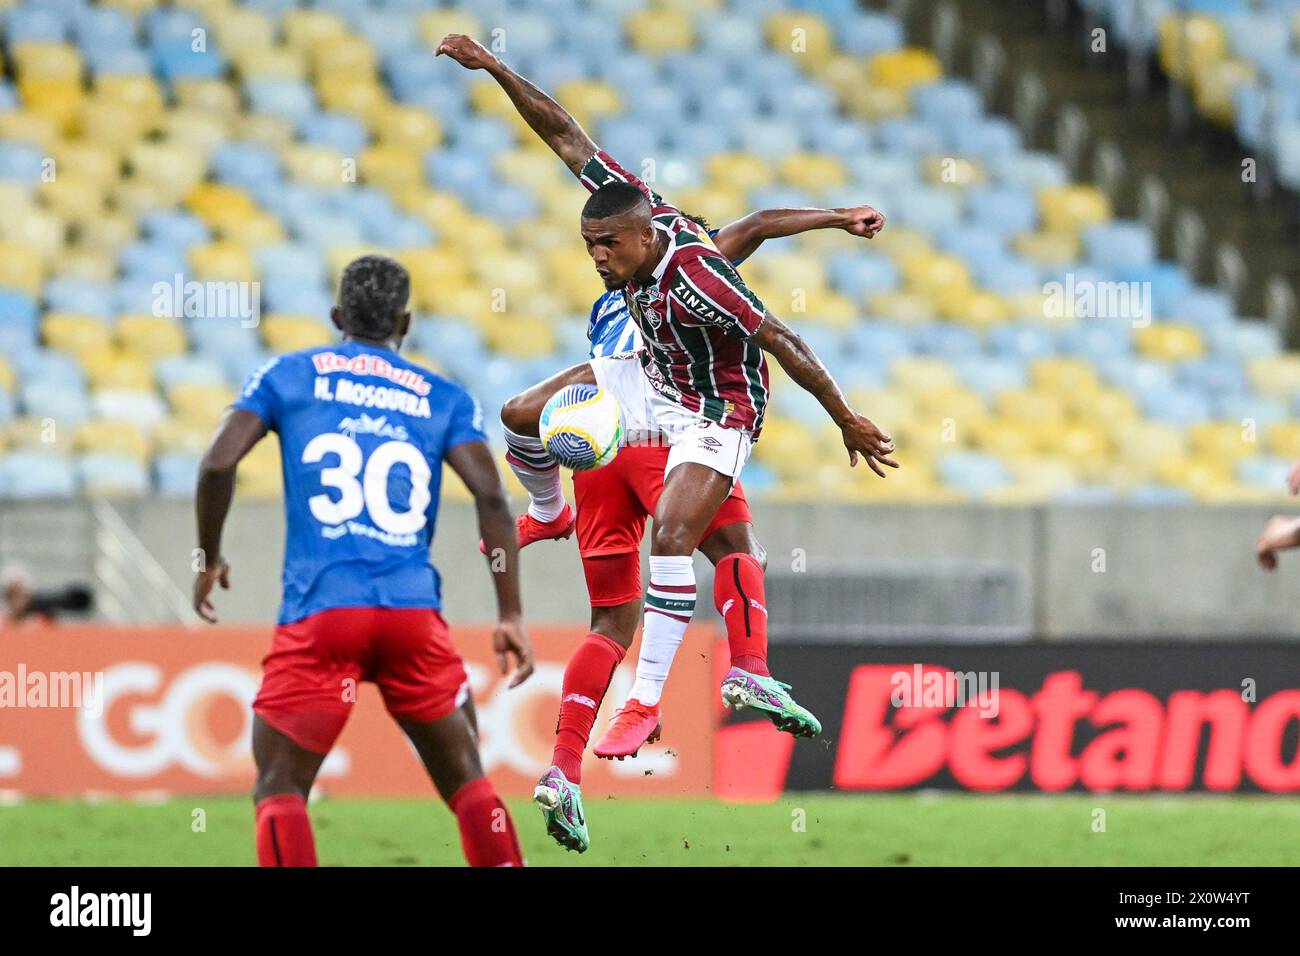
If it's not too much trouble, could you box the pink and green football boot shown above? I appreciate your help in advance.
[720,666,822,738]
[533,766,589,853]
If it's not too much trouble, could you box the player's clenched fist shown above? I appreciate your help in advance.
[494,617,535,688]
[839,412,899,478]
[436,34,499,71]
[837,205,886,239]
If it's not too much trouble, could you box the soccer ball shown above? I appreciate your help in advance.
[539,383,622,471]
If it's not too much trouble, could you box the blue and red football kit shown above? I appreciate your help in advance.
[234,340,487,752]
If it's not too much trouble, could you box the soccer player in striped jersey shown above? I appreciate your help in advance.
[438,36,897,849]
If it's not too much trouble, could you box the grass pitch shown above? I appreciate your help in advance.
[4,793,1298,866]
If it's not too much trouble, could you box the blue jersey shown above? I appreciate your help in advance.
[586,228,746,359]
[233,340,487,625]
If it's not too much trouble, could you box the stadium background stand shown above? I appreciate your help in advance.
[0,0,1298,507]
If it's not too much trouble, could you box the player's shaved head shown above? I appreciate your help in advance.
[582,182,651,221]
[580,183,660,291]
[335,254,410,343]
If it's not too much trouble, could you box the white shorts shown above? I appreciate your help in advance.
[589,354,753,482]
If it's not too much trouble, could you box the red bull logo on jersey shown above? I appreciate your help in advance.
[311,351,433,396]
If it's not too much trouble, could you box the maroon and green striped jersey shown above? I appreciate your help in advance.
[578,150,770,434]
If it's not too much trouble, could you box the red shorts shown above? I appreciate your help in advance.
[253,606,468,754]
[572,443,752,606]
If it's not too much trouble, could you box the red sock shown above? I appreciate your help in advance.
[448,777,523,867]
[552,632,626,783]
[255,793,318,867]
[715,553,770,676]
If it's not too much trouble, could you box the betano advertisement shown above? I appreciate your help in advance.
[4,630,1298,798]
[735,643,1300,797]
[0,624,715,798]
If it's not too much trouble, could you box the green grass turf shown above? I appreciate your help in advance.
[4,793,1299,866]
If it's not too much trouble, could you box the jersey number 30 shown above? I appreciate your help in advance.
[301,433,431,535]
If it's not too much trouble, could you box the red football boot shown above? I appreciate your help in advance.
[593,699,662,760]
[478,503,576,555]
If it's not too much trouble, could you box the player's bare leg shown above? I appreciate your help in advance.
[252,716,328,866]
[537,597,639,852]
[477,361,597,554]
[400,704,524,866]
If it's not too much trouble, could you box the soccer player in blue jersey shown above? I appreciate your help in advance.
[193,255,533,867]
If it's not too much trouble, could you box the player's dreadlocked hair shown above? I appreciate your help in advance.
[338,254,410,340]
[681,212,712,231]
[581,182,650,219]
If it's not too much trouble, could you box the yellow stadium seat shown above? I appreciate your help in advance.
[890,357,959,392]
[75,420,149,462]
[174,78,241,116]
[79,98,154,151]
[417,10,485,48]
[43,313,109,356]
[494,149,564,194]
[128,141,208,196]
[11,42,82,81]
[1013,230,1081,266]
[765,12,833,60]
[482,315,558,357]
[865,226,936,263]
[626,9,695,55]
[1266,423,1300,459]
[1051,422,1114,475]
[189,242,258,282]
[1247,356,1300,398]
[236,436,282,499]
[311,35,378,80]
[868,48,943,92]
[50,141,120,187]
[0,207,65,261]
[18,77,83,132]
[394,187,468,232]
[899,251,971,297]
[262,315,334,354]
[216,212,286,246]
[777,153,847,190]
[233,112,297,151]
[8,418,69,452]
[1030,357,1102,396]
[0,109,61,149]
[360,145,424,192]
[186,183,257,223]
[81,349,154,391]
[211,8,275,51]
[77,212,138,254]
[1135,322,1205,361]
[1158,14,1226,83]
[996,388,1066,425]
[751,417,823,478]
[1193,59,1255,127]
[1115,421,1187,477]
[554,80,624,129]
[1189,421,1257,462]
[233,46,307,80]
[374,104,442,153]
[0,356,14,393]
[316,77,388,117]
[152,419,211,456]
[843,83,911,122]
[0,240,45,296]
[705,152,774,191]
[39,175,109,219]
[1038,185,1113,234]
[95,75,165,121]
[281,144,348,189]
[653,185,746,230]
[168,383,235,427]
[924,155,986,188]
[115,315,187,359]
[100,0,162,13]
[282,8,348,52]
[936,288,1010,327]
[52,248,116,283]
[865,291,936,325]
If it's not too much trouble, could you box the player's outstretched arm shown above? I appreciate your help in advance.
[446,439,535,687]
[753,312,899,477]
[436,34,596,177]
[194,408,267,622]
[712,204,886,263]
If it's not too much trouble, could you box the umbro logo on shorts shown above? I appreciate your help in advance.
[697,436,723,452]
